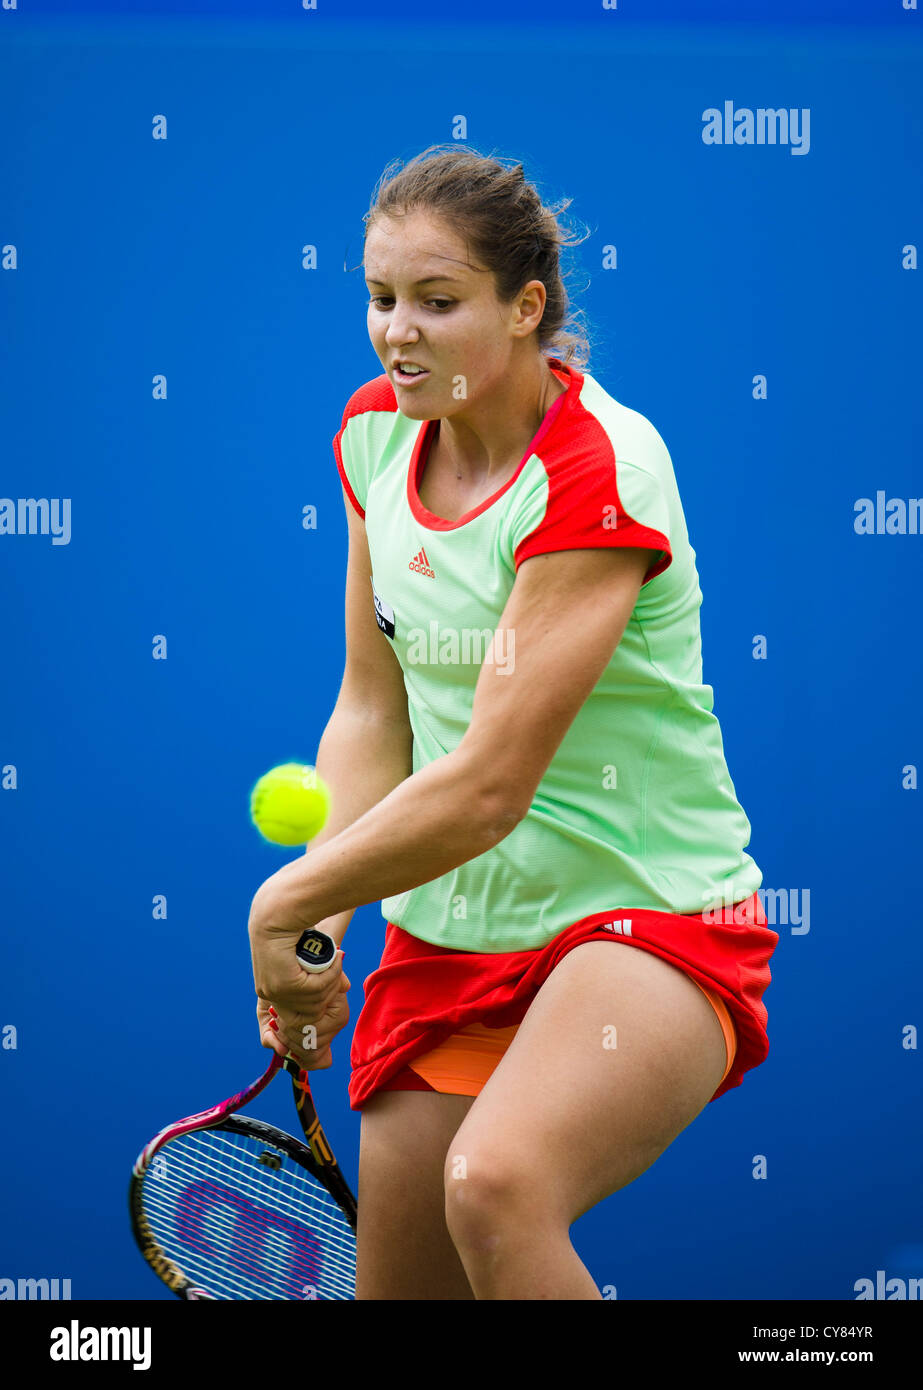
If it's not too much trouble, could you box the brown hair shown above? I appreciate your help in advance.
[361,143,593,371]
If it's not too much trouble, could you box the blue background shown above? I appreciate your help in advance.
[1,1,921,1301]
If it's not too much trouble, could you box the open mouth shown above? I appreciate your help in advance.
[394,365,430,384]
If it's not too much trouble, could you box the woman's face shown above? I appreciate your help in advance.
[364,209,541,420]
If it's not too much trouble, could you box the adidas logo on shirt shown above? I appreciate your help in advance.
[600,919,632,936]
[408,546,435,579]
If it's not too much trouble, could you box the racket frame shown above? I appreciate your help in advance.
[129,1052,357,1300]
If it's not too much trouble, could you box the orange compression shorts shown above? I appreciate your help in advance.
[382,978,736,1098]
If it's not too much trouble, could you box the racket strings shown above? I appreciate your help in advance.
[140,1148,355,1300]
[140,1166,356,1289]
[140,1183,356,1300]
[153,1139,356,1263]
[139,1128,355,1300]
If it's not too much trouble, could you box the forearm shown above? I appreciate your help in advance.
[297,701,414,946]
[258,747,519,936]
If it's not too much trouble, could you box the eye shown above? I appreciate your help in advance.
[366,297,454,311]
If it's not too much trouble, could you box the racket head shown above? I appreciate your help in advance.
[129,1111,356,1301]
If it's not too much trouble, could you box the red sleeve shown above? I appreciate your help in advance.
[512,433,673,585]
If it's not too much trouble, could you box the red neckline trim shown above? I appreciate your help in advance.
[406,358,580,532]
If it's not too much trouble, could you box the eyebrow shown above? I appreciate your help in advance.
[364,274,465,287]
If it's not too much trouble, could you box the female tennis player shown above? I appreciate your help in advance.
[247,144,779,1300]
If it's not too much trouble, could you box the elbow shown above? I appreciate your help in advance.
[450,745,531,844]
[482,799,526,846]
[468,773,530,846]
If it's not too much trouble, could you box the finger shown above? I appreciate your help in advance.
[275,975,351,1019]
[281,1003,347,1061]
[272,1015,326,1057]
[261,970,345,1013]
[288,1022,338,1061]
[272,998,340,1036]
[275,994,349,1039]
[280,1039,325,1069]
[266,1009,323,1051]
[298,1043,333,1071]
[260,1021,289,1059]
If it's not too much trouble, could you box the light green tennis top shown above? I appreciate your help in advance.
[333,357,761,953]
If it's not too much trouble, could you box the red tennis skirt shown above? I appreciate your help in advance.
[348,891,778,1111]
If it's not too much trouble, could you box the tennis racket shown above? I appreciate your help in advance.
[129,927,357,1301]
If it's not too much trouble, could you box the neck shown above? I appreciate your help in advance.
[437,357,566,484]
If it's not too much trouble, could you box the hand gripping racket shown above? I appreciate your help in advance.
[129,928,357,1301]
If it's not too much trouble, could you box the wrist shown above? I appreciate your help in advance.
[249,863,321,941]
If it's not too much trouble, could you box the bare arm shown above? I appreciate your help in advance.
[249,484,415,1064]
[298,700,413,948]
[249,531,653,1068]
[250,545,654,944]
[292,482,414,946]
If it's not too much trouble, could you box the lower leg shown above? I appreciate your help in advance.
[356,1090,476,1300]
[451,1217,601,1300]
[445,1169,602,1301]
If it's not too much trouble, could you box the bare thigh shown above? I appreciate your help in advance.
[356,1088,476,1300]
[446,942,729,1237]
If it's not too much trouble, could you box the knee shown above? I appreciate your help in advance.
[443,1145,553,1256]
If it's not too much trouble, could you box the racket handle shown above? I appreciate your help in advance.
[294,927,338,973]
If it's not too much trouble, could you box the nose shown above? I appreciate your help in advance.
[382,301,420,348]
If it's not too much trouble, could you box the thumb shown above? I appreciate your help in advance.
[328,949,348,992]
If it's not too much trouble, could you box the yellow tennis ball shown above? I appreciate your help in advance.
[249,762,330,846]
